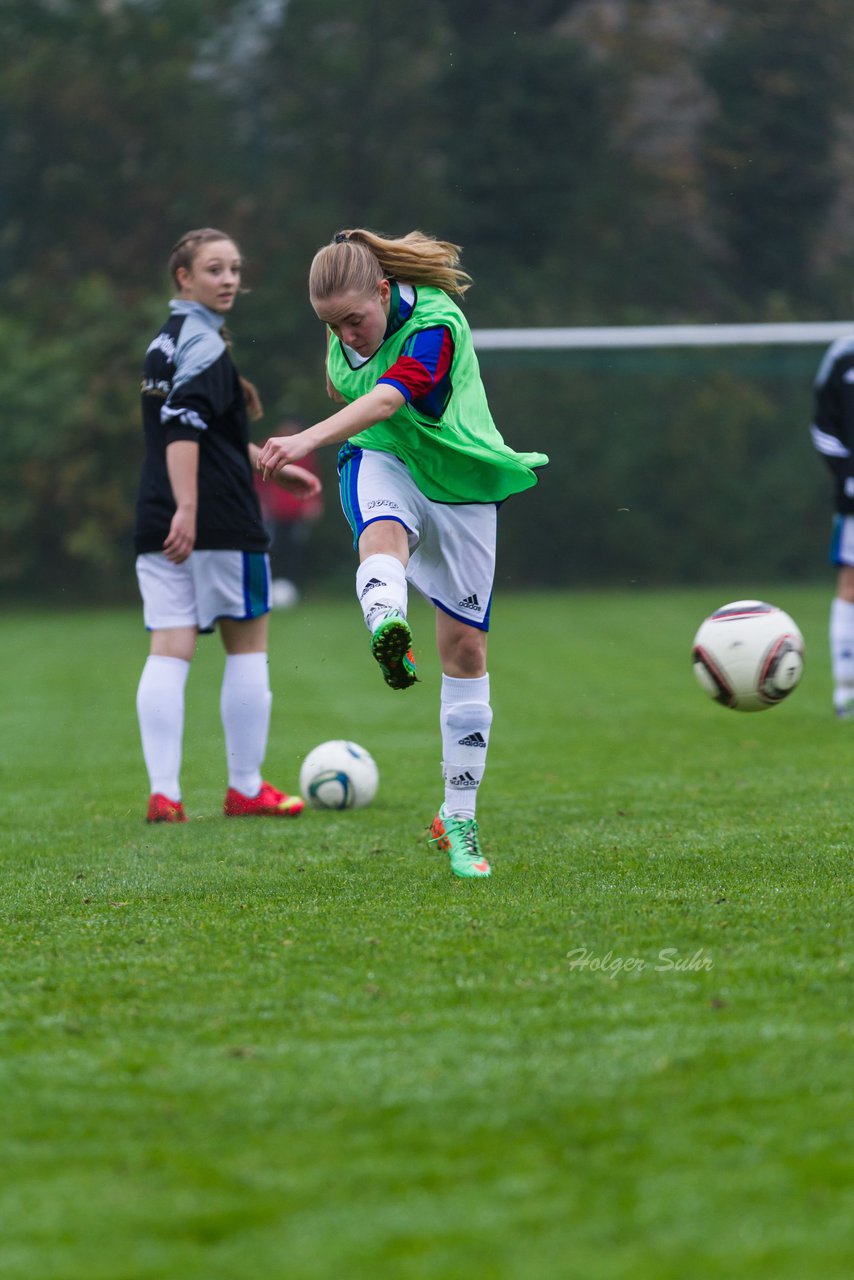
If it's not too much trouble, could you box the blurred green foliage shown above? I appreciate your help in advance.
[482,346,828,589]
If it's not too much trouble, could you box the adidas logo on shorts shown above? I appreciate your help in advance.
[458,594,481,611]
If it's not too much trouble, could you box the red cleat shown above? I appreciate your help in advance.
[223,780,304,818]
[146,793,188,823]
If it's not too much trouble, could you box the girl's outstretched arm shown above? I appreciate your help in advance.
[257,384,404,478]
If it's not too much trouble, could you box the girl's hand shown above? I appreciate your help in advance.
[162,506,196,563]
[257,431,313,478]
[268,464,323,500]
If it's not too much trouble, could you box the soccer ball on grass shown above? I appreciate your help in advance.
[692,600,804,712]
[299,740,379,809]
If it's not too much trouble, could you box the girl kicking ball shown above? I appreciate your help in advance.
[258,228,547,877]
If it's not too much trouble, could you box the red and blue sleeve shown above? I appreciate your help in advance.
[378,327,455,403]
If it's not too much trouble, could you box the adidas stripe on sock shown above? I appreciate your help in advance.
[440,672,492,818]
[356,554,408,633]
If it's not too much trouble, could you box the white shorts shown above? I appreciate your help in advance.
[830,515,854,566]
[338,447,497,630]
[136,550,271,632]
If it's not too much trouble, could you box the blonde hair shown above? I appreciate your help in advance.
[169,227,240,285]
[309,228,472,304]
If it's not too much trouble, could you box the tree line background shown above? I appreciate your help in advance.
[2,0,854,600]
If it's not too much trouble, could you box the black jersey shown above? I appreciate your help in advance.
[811,335,854,515]
[134,300,268,554]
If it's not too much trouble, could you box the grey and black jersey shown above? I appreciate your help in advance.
[811,334,854,516]
[134,299,268,554]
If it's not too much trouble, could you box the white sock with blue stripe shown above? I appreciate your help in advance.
[356,554,408,633]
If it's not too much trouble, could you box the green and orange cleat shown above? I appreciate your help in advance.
[146,793,187,824]
[429,804,491,878]
[224,781,304,817]
[370,610,418,690]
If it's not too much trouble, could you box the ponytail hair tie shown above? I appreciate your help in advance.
[334,231,349,244]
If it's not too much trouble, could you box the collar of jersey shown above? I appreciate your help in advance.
[169,299,227,331]
[384,280,417,337]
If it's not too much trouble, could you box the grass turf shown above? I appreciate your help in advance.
[0,587,851,1279]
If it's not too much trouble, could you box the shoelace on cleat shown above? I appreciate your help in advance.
[458,820,482,861]
[436,815,481,861]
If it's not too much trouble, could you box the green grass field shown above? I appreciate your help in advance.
[0,587,851,1279]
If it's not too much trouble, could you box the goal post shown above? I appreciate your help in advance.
[472,321,854,351]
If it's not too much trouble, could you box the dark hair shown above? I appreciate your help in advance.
[309,228,472,303]
[169,227,240,285]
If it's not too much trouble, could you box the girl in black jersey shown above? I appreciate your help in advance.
[134,228,322,822]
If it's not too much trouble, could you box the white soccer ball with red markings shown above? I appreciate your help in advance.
[692,600,804,712]
[299,740,379,810]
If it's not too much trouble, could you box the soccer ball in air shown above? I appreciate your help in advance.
[299,740,379,810]
[692,600,805,712]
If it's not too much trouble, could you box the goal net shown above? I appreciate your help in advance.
[470,322,852,588]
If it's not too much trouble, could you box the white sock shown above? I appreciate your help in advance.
[136,655,190,801]
[220,652,272,796]
[356,554,408,633]
[830,597,854,710]
[441,673,492,818]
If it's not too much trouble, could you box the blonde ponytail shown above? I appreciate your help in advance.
[309,228,472,303]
